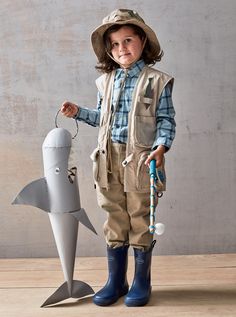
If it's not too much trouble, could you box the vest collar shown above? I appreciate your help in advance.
[115,59,145,79]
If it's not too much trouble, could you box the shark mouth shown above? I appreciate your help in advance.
[67,167,77,184]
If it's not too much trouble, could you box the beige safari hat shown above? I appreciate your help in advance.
[91,9,161,61]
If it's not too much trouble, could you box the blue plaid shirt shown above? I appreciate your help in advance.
[75,60,176,149]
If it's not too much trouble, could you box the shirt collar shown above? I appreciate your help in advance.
[115,60,145,79]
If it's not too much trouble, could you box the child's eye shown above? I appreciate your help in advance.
[124,38,132,44]
[111,42,119,48]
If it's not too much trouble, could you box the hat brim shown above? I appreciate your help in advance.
[91,19,161,62]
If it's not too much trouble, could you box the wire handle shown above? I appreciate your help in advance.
[54,109,79,139]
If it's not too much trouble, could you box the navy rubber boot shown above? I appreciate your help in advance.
[93,245,129,306]
[124,240,156,307]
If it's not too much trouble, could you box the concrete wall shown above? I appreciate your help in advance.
[0,0,235,257]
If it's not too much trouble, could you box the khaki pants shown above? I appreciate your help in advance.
[96,143,157,250]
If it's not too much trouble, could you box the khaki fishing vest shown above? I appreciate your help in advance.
[90,66,173,192]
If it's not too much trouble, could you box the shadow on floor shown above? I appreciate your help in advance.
[149,287,236,306]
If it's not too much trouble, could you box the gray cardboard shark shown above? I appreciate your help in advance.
[12,127,97,307]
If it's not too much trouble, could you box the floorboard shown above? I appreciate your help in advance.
[0,254,235,317]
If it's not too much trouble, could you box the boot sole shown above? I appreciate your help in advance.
[93,288,129,306]
[125,297,149,307]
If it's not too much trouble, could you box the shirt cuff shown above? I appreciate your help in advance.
[74,107,88,121]
[152,138,172,152]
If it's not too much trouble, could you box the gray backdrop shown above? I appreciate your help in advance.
[1,0,235,257]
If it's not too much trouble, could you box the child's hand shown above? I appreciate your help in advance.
[145,145,166,168]
[60,101,79,118]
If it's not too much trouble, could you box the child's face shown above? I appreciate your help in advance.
[109,26,144,68]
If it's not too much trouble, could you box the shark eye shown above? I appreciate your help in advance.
[55,167,60,174]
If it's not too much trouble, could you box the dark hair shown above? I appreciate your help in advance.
[95,24,163,73]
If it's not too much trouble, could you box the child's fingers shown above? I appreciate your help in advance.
[144,154,153,166]
[60,102,69,113]
[145,153,163,168]
[60,102,77,117]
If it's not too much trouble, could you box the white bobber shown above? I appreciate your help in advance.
[155,223,165,235]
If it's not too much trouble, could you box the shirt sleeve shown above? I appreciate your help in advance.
[152,83,176,150]
[74,91,102,127]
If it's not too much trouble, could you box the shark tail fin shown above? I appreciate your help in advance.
[41,280,94,307]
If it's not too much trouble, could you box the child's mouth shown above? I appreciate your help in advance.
[120,53,131,58]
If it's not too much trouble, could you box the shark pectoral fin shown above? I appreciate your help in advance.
[71,208,97,235]
[12,178,50,212]
[41,280,94,307]
[41,282,70,307]
[72,280,94,298]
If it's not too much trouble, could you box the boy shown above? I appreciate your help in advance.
[61,9,176,306]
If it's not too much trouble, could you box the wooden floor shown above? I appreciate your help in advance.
[0,254,236,317]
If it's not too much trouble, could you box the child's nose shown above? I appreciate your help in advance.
[120,42,127,51]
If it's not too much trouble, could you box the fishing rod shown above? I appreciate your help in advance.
[149,159,165,236]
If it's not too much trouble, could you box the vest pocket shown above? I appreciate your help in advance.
[136,152,150,191]
[90,147,100,182]
[134,115,156,148]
